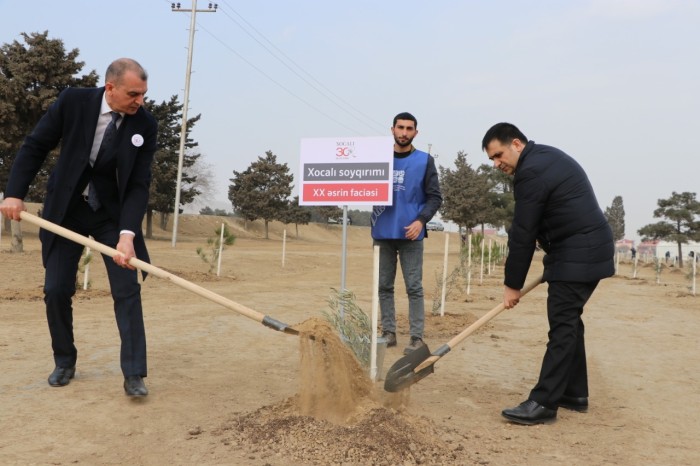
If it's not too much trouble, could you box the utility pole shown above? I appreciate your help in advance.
[170,1,217,247]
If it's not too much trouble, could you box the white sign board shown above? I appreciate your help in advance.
[299,136,394,206]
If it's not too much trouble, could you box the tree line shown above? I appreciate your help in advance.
[2,32,698,259]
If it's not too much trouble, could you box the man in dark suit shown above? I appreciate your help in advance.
[482,122,614,425]
[0,58,157,397]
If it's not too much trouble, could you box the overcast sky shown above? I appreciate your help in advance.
[2,0,699,241]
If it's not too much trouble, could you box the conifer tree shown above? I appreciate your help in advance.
[228,151,293,239]
[638,191,700,267]
[605,195,626,241]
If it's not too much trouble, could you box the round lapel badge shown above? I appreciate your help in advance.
[131,134,144,147]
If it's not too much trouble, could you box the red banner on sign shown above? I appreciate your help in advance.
[303,183,389,203]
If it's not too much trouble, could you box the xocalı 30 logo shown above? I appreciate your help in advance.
[335,140,355,159]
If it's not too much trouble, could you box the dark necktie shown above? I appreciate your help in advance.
[87,111,121,211]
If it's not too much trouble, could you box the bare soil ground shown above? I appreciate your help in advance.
[1,210,699,465]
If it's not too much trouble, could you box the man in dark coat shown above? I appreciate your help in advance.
[482,122,614,425]
[0,58,157,397]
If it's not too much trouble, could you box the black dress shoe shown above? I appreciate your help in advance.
[502,399,557,425]
[48,366,76,387]
[559,395,588,412]
[124,375,148,397]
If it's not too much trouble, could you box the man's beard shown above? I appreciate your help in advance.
[394,136,414,148]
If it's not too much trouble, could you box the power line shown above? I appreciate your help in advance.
[165,0,387,134]
[216,1,386,134]
[196,22,367,135]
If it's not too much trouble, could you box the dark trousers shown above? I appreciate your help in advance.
[529,280,599,409]
[43,197,147,377]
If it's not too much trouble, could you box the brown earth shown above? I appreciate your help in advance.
[1,207,699,465]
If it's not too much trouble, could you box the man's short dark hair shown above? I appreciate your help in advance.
[481,122,528,150]
[393,112,417,128]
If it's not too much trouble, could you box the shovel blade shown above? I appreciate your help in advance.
[262,315,300,335]
[383,344,435,392]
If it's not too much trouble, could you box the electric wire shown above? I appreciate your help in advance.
[217,1,386,134]
[168,0,385,135]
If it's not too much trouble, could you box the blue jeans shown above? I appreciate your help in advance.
[374,239,425,339]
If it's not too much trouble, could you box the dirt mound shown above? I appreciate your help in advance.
[206,318,470,464]
[215,399,470,465]
[295,318,373,423]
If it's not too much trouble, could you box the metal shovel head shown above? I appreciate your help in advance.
[262,315,300,336]
[383,344,434,392]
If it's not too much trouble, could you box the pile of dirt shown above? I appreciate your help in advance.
[210,318,471,465]
[295,317,374,423]
[213,400,470,465]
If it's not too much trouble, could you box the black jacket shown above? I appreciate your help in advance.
[5,87,157,270]
[505,141,614,289]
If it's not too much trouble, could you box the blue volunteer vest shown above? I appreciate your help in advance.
[371,149,428,240]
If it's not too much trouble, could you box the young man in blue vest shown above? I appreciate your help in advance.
[371,112,442,355]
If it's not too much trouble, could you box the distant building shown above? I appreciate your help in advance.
[615,239,635,254]
[467,227,507,237]
[471,228,498,236]
[636,240,700,260]
[636,240,657,257]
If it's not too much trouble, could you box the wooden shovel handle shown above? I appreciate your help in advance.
[415,274,543,372]
[19,211,267,324]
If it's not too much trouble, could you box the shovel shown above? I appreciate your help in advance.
[19,211,300,335]
[384,274,543,392]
